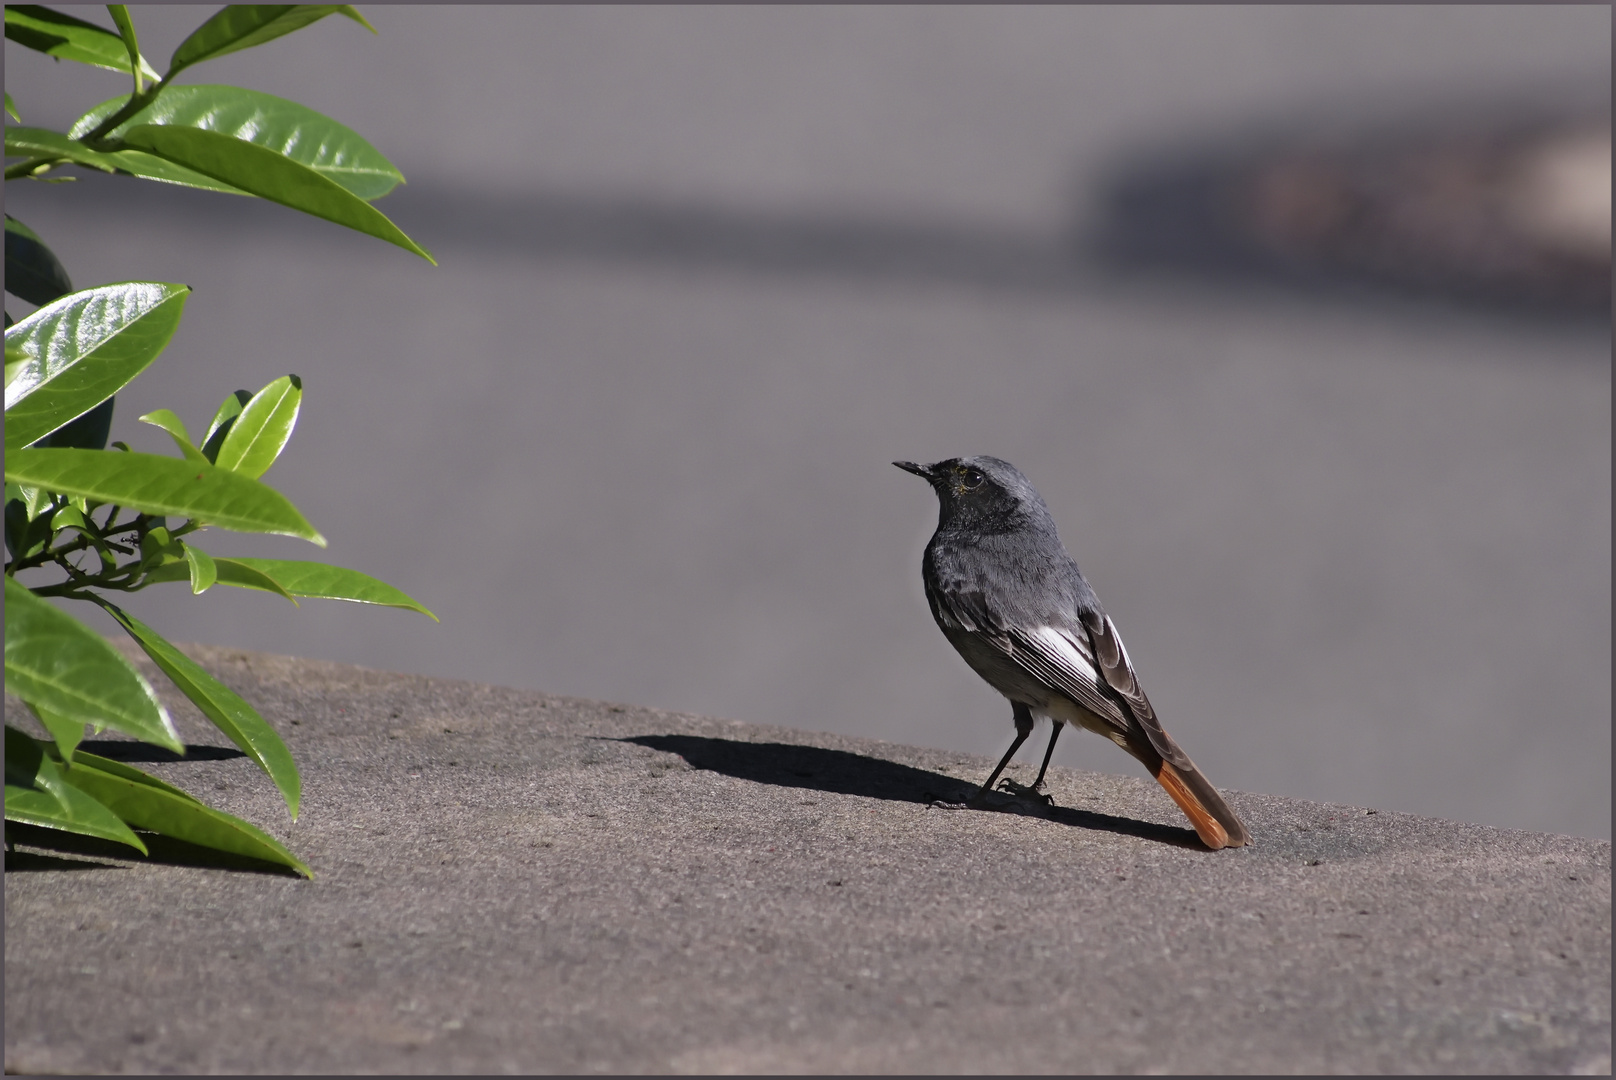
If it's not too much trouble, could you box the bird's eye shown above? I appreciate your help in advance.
[960,469,985,490]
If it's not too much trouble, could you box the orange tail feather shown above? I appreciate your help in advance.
[1154,760,1230,850]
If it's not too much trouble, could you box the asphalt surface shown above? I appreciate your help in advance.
[4,6,1610,840]
[6,648,1610,1074]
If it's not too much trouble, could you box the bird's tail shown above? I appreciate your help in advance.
[1125,730,1251,850]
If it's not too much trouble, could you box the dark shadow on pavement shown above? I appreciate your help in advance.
[75,740,248,763]
[4,849,120,873]
[4,821,303,877]
[621,734,1205,849]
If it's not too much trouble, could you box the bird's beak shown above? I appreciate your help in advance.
[893,460,935,480]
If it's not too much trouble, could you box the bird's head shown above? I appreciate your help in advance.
[893,456,1052,533]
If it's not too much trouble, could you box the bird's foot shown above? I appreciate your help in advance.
[927,788,1006,811]
[996,778,1054,806]
[928,785,1047,816]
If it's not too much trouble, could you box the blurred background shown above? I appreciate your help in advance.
[6,6,1609,839]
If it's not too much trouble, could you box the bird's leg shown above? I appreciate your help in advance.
[930,705,1042,810]
[960,702,1036,806]
[1032,719,1063,789]
[999,716,1061,804]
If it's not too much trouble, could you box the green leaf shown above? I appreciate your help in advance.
[72,85,405,200]
[4,5,160,80]
[4,778,147,852]
[5,449,326,544]
[105,5,144,92]
[183,543,217,594]
[212,556,299,603]
[50,750,311,877]
[138,407,209,463]
[100,603,301,818]
[3,578,182,752]
[4,282,189,452]
[142,553,298,604]
[214,374,301,478]
[139,523,181,571]
[201,389,253,461]
[56,747,201,802]
[35,397,116,451]
[115,126,432,261]
[336,6,376,33]
[5,726,149,853]
[225,557,438,620]
[20,483,51,519]
[5,214,74,307]
[5,124,251,195]
[168,5,367,79]
[46,501,87,534]
[5,92,18,122]
[26,700,87,761]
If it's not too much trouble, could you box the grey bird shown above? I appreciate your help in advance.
[895,455,1250,849]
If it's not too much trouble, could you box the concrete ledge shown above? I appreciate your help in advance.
[6,647,1610,1074]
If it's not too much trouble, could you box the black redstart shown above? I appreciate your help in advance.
[895,455,1250,849]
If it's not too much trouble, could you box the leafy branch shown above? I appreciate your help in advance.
[5,4,435,878]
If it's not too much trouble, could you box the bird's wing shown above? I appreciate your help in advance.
[1081,611,1193,769]
[935,578,1195,769]
[930,585,1132,733]
[1001,623,1131,734]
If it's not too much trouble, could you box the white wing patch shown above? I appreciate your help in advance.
[1027,625,1099,686]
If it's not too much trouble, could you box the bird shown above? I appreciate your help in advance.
[894,455,1250,849]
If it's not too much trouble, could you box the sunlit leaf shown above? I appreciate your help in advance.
[101,603,301,818]
[117,127,432,261]
[183,543,218,594]
[3,5,160,79]
[26,700,87,761]
[225,557,438,619]
[5,726,148,852]
[4,281,189,452]
[3,578,182,751]
[214,375,301,478]
[46,501,86,533]
[201,389,253,461]
[51,749,312,876]
[3,124,250,195]
[168,5,371,79]
[72,85,405,200]
[5,448,326,544]
[138,407,209,463]
[54,746,201,802]
[142,553,299,604]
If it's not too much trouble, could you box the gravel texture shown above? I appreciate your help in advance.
[6,646,1610,1074]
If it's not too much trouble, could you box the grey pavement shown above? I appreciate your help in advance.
[5,647,1611,1074]
[4,7,1610,844]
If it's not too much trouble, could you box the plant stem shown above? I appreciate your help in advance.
[78,78,169,146]
[4,157,60,181]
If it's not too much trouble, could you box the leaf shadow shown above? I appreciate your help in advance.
[4,821,303,877]
[620,734,1205,850]
[76,740,248,763]
[4,848,120,872]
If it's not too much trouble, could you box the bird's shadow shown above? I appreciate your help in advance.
[620,734,1205,850]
